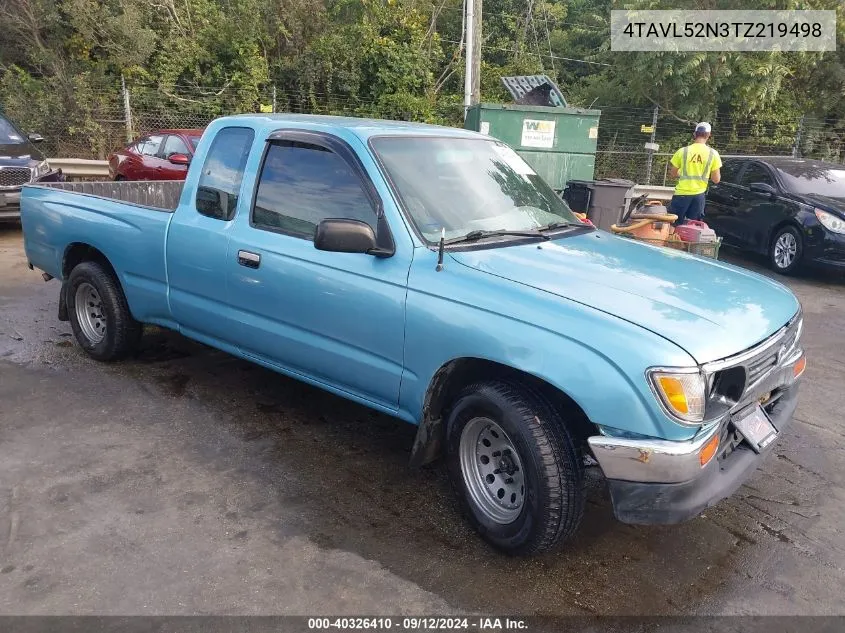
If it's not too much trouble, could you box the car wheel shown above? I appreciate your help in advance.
[769,225,803,274]
[114,175,126,182]
[66,261,142,361]
[445,380,585,555]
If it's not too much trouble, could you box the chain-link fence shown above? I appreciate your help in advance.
[1,81,459,160]
[592,106,845,183]
[4,81,845,183]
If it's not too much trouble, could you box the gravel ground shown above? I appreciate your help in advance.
[0,224,843,616]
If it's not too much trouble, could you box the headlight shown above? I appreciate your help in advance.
[34,160,50,178]
[814,208,845,234]
[647,368,706,425]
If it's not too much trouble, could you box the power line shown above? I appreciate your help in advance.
[440,38,610,66]
[436,4,607,32]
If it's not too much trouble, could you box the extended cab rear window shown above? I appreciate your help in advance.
[195,127,255,221]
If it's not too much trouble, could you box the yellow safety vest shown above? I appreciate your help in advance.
[673,144,719,195]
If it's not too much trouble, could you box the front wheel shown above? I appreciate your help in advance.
[67,261,142,361]
[769,225,803,274]
[446,381,585,555]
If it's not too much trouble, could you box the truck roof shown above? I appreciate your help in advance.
[218,113,485,141]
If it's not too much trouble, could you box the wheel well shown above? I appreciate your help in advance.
[410,358,597,466]
[768,220,802,250]
[62,243,117,280]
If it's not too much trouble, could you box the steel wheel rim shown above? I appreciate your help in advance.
[459,417,525,524]
[774,233,797,269]
[75,282,106,344]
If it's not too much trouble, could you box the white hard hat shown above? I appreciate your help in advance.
[695,122,712,134]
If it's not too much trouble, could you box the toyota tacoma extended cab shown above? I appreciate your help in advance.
[21,114,805,555]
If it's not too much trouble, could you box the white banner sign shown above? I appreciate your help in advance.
[521,119,555,148]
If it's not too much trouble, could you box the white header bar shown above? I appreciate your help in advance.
[611,10,837,52]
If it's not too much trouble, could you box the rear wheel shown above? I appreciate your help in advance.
[769,225,803,274]
[445,381,585,555]
[67,261,142,361]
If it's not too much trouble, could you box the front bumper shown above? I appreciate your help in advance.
[0,188,21,220]
[589,367,801,525]
[0,170,64,220]
[805,229,845,269]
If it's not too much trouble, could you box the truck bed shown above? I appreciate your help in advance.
[21,181,180,327]
[35,180,184,211]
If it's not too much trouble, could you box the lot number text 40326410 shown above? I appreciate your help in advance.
[307,617,529,630]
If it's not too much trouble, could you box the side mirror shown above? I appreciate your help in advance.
[28,133,44,143]
[749,182,776,197]
[168,153,190,165]
[314,219,381,255]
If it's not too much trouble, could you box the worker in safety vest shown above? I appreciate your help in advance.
[668,122,722,225]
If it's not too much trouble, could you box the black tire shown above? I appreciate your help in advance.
[66,261,142,361]
[769,225,804,274]
[114,174,125,182]
[445,380,585,555]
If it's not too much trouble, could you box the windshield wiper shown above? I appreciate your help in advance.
[536,221,574,231]
[444,229,551,245]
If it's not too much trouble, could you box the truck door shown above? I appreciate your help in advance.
[165,126,255,346]
[226,130,410,410]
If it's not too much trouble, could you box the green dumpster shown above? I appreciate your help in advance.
[464,103,601,192]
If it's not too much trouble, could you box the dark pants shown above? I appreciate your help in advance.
[669,193,706,225]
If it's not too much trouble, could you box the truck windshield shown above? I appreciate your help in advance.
[0,115,26,145]
[371,136,581,243]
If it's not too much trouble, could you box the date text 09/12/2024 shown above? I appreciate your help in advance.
[307,618,528,630]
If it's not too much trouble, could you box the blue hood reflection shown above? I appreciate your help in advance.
[450,231,800,364]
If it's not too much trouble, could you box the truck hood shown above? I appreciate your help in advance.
[0,142,43,164]
[449,231,800,364]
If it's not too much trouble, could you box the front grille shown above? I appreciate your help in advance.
[746,350,779,385]
[705,312,802,418]
[0,167,32,189]
[742,314,802,389]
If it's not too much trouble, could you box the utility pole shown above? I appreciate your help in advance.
[792,114,805,158]
[121,75,133,143]
[644,104,659,185]
[471,0,482,105]
[463,0,475,117]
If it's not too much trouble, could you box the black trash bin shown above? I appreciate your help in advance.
[561,180,593,214]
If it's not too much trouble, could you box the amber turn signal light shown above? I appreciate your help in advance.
[793,355,807,379]
[699,434,720,467]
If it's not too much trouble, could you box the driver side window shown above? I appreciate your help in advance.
[251,141,376,240]
[161,135,190,158]
[740,163,773,187]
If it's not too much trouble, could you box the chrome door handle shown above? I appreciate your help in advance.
[237,250,261,269]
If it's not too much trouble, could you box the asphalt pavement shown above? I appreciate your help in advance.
[1,224,843,616]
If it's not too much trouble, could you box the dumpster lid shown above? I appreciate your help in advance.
[500,75,567,108]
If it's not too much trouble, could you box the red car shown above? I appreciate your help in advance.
[108,129,205,181]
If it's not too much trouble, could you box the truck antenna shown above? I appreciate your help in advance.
[435,228,445,272]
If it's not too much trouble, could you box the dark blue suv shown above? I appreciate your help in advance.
[0,112,63,221]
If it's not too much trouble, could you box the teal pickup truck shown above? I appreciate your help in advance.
[21,114,805,555]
